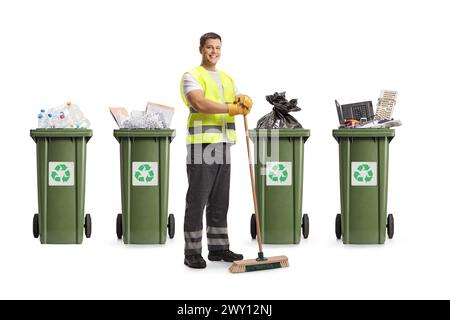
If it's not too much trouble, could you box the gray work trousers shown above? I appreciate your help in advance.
[184,143,231,256]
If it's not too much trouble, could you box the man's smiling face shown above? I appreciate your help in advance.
[200,38,221,66]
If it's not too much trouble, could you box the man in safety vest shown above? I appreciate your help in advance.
[180,32,253,269]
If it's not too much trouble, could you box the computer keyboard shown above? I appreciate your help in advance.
[341,101,374,121]
[352,106,368,120]
[375,90,397,120]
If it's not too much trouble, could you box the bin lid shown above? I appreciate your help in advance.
[249,128,310,142]
[113,129,176,142]
[332,128,395,142]
[30,129,93,143]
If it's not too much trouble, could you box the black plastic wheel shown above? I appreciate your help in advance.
[250,214,257,239]
[168,214,175,239]
[116,214,123,239]
[387,214,394,239]
[33,214,39,238]
[335,214,342,240]
[84,214,92,238]
[302,214,309,239]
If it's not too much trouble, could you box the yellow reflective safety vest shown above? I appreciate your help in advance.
[180,66,236,144]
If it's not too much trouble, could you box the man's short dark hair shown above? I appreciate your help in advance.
[200,32,222,48]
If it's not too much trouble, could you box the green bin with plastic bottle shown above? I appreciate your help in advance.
[114,129,175,244]
[30,129,93,244]
[333,128,395,244]
[249,128,310,244]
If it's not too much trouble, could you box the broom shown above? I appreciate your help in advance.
[229,116,289,273]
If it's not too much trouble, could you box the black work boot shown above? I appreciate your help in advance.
[184,254,207,269]
[208,250,244,262]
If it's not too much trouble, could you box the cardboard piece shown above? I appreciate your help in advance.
[109,107,129,127]
[146,102,174,127]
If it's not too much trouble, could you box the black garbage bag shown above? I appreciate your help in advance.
[256,92,302,128]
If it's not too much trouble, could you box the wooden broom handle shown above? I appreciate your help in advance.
[243,116,263,253]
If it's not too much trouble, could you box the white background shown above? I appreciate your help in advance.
[0,0,448,300]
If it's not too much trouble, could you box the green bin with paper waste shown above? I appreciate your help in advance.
[30,129,93,244]
[249,128,310,244]
[333,128,395,244]
[114,129,175,244]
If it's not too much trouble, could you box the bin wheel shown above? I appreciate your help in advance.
[33,214,39,238]
[84,214,92,238]
[302,214,309,239]
[116,214,123,239]
[168,214,175,239]
[387,214,394,239]
[250,214,257,239]
[335,214,342,240]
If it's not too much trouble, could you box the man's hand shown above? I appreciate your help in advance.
[227,103,251,116]
[236,95,253,109]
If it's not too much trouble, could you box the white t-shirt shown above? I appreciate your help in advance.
[182,71,241,107]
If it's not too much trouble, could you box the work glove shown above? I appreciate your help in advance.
[227,103,251,116]
[236,95,253,109]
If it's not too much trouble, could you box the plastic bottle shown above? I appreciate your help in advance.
[47,113,55,128]
[38,113,48,128]
[37,109,48,128]
[58,112,69,128]
[52,113,62,128]
[60,102,74,127]
[77,118,91,128]
[66,101,90,128]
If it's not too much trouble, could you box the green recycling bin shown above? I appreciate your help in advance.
[333,128,395,244]
[30,129,93,244]
[249,128,310,244]
[114,129,175,244]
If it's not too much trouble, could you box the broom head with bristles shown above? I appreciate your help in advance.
[229,255,289,273]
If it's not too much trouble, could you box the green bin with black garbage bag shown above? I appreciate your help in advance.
[114,129,176,244]
[333,128,395,244]
[249,128,310,244]
[30,129,93,244]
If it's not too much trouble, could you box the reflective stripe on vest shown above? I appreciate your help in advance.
[180,66,236,144]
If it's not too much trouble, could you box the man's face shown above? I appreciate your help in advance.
[200,38,221,65]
